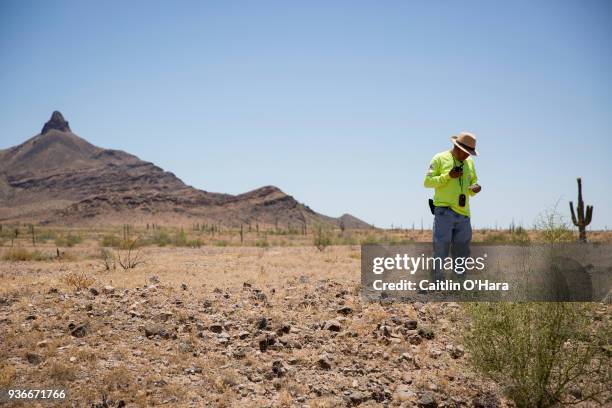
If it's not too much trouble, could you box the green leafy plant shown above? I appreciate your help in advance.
[465,207,610,407]
[465,302,610,407]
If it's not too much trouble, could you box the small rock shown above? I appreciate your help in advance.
[418,391,437,408]
[405,319,418,330]
[318,354,332,370]
[473,392,500,408]
[89,287,99,296]
[70,323,88,338]
[69,356,77,363]
[36,340,49,348]
[255,317,268,330]
[449,344,464,359]
[180,283,188,290]
[276,324,291,336]
[26,352,42,365]
[102,285,115,295]
[149,276,160,284]
[209,324,223,333]
[157,311,173,322]
[129,310,143,318]
[237,331,250,340]
[184,366,202,375]
[418,326,435,340]
[407,333,422,345]
[25,314,37,320]
[271,360,287,377]
[144,323,173,339]
[378,324,392,337]
[178,342,193,353]
[348,391,370,405]
[258,334,276,352]
[337,306,353,315]
[324,319,342,332]
[394,384,415,402]
[568,386,582,400]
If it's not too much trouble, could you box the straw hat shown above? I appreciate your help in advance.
[451,132,479,156]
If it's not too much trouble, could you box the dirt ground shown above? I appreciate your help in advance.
[0,241,608,407]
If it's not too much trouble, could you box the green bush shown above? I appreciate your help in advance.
[100,234,122,248]
[314,225,332,251]
[151,231,172,247]
[360,234,380,245]
[172,230,188,246]
[510,227,530,244]
[465,302,610,407]
[254,239,269,248]
[334,234,358,245]
[534,209,574,244]
[171,231,201,247]
[466,209,608,407]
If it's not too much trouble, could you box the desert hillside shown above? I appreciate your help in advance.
[0,112,371,229]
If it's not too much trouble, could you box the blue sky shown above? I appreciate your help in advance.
[1,0,611,229]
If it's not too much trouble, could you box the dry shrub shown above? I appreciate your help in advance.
[62,272,95,291]
[0,363,16,388]
[213,368,238,393]
[2,247,50,261]
[274,389,294,407]
[98,248,116,271]
[116,239,146,270]
[45,360,76,382]
[76,347,99,366]
[103,366,134,392]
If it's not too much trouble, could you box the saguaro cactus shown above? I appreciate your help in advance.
[569,177,593,243]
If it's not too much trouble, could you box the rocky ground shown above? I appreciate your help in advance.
[0,246,531,407]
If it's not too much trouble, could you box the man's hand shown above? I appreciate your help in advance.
[469,184,481,193]
[449,168,463,179]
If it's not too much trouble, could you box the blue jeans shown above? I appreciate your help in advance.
[432,206,472,281]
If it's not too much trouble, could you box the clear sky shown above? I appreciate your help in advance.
[1,0,611,229]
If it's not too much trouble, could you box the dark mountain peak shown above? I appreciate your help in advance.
[41,111,71,134]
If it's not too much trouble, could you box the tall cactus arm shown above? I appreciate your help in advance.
[576,178,584,224]
[585,205,593,225]
[569,201,579,226]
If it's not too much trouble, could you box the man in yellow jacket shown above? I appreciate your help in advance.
[424,132,481,281]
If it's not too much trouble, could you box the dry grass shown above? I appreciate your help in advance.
[45,360,77,382]
[62,271,96,291]
[0,363,16,388]
[2,247,51,261]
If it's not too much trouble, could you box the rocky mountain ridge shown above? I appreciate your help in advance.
[0,112,371,228]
